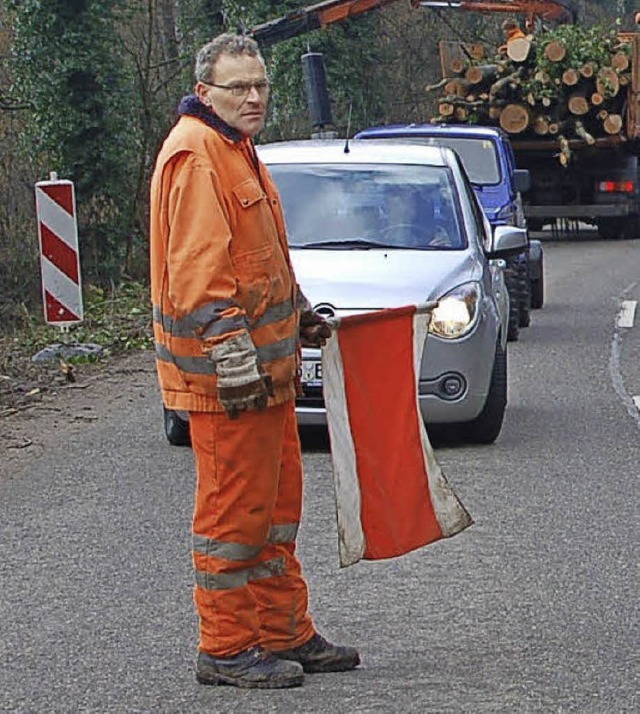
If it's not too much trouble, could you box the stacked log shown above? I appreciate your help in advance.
[429,23,633,163]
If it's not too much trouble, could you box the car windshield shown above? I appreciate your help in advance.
[365,137,501,186]
[269,163,466,250]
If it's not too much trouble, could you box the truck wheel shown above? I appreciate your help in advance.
[623,216,640,240]
[164,407,191,446]
[527,218,545,232]
[504,263,520,341]
[456,340,507,445]
[530,252,544,309]
[597,218,626,240]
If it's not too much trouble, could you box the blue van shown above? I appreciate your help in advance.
[355,124,544,340]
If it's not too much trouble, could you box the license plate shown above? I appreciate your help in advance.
[301,360,322,386]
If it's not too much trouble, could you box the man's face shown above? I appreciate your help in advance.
[197,52,269,138]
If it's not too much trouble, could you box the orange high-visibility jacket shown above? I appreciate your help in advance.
[150,103,303,412]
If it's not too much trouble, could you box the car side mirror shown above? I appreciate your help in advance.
[513,169,531,194]
[488,225,528,258]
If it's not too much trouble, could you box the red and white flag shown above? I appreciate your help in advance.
[322,304,473,567]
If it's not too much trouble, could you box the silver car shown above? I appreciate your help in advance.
[260,139,527,444]
[162,139,526,446]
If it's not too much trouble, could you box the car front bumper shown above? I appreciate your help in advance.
[295,312,500,427]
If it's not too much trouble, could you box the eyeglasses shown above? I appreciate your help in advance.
[202,79,270,98]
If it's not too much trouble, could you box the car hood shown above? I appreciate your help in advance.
[290,249,481,312]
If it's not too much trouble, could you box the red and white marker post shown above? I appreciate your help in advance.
[34,173,84,327]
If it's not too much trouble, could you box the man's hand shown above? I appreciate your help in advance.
[210,332,275,419]
[299,310,332,348]
[218,373,275,419]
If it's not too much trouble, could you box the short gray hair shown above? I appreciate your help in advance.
[195,33,263,84]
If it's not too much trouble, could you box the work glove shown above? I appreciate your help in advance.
[299,310,332,348]
[210,332,275,419]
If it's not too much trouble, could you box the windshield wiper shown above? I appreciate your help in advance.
[291,239,399,250]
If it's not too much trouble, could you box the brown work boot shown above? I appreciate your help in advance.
[196,646,304,689]
[272,633,360,673]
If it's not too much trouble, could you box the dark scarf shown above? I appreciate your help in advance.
[177,94,243,143]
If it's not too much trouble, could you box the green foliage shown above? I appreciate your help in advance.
[222,0,388,138]
[0,0,636,333]
[534,21,625,76]
[3,280,153,357]
[0,279,153,411]
[8,0,141,286]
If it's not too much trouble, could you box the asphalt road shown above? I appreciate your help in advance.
[1,230,639,713]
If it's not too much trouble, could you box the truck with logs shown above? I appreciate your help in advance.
[431,23,640,238]
[252,0,639,238]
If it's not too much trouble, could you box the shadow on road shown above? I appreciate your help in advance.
[299,426,331,452]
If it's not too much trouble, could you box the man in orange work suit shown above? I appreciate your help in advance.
[149,33,359,689]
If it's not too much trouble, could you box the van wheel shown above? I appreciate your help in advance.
[518,260,531,327]
[504,264,520,341]
[530,252,544,309]
[456,341,507,445]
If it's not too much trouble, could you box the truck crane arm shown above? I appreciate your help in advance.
[418,1,576,27]
[250,0,401,47]
[250,0,576,47]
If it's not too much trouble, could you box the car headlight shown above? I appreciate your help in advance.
[429,282,480,339]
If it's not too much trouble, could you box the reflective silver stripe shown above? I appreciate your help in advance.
[189,300,240,326]
[253,300,295,330]
[155,344,216,375]
[268,523,298,543]
[199,316,247,339]
[195,557,285,591]
[155,334,296,374]
[256,336,297,364]
[153,302,246,339]
[192,534,262,561]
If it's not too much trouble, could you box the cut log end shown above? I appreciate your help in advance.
[468,44,486,61]
[562,69,580,86]
[506,37,532,63]
[603,114,623,135]
[579,63,596,79]
[568,94,589,116]
[596,68,620,98]
[544,40,566,63]
[450,58,465,75]
[499,103,531,134]
[611,51,630,72]
[533,116,550,135]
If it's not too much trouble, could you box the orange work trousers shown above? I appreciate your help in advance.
[189,400,315,657]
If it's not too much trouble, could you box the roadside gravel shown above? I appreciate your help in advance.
[0,348,158,476]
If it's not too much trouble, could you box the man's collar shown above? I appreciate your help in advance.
[177,95,243,143]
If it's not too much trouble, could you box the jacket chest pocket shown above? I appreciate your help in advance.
[231,178,288,320]
[231,178,278,256]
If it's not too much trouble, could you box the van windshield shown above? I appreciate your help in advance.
[363,136,501,186]
[269,163,465,250]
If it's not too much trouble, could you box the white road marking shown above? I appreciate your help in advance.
[617,300,637,328]
[610,288,640,427]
